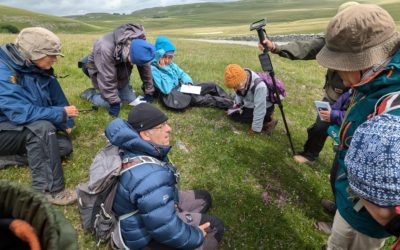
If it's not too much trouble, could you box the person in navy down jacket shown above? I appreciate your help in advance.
[105,103,224,249]
[0,27,79,205]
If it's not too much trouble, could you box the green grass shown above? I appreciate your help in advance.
[0,5,103,33]
[1,1,400,248]
[0,32,342,249]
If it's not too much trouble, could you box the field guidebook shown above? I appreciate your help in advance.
[180,84,201,95]
[314,101,331,121]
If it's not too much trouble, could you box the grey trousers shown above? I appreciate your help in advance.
[142,190,224,250]
[0,120,72,193]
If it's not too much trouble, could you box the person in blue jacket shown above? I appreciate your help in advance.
[151,36,233,110]
[0,27,78,205]
[106,103,224,249]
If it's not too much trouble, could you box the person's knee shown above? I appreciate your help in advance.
[194,190,212,212]
[200,214,224,242]
[58,136,73,157]
[32,120,56,133]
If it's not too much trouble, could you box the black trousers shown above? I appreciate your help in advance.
[0,120,72,193]
[189,82,233,109]
[229,105,275,125]
[300,113,330,161]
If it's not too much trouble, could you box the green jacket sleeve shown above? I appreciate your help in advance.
[273,37,325,60]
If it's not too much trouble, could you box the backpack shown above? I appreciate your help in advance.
[78,54,90,78]
[76,143,161,247]
[253,72,287,104]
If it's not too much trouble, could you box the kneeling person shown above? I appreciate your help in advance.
[105,103,224,249]
[224,64,277,134]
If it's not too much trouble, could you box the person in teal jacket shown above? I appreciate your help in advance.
[315,4,400,249]
[151,36,233,110]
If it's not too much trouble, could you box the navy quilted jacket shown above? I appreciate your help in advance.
[105,118,203,249]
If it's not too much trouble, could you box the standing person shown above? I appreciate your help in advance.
[80,23,155,117]
[345,114,400,250]
[224,64,277,134]
[260,2,359,164]
[105,103,224,249]
[0,27,78,205]
[151,36,233,110]
[315,4,400,249]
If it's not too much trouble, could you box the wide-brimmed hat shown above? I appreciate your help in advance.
[316,4,400,71]
[15,27,64,61]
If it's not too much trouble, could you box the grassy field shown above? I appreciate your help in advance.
[1,1,400,249]
[2,30,391,249]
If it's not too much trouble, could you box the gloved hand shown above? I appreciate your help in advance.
[108,103,121,117]
[140,94,154,103]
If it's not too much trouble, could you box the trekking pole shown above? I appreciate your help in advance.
[250,18,296,155]
[78,105,99,113]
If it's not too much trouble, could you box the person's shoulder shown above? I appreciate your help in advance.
[0,63,15,82]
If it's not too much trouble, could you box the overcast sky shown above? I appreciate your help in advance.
[0,0,236,16]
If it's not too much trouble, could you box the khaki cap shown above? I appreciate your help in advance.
[316,4,400,71]
[15,27,64,61]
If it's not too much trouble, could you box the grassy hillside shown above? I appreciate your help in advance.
[73,0,400,37]
[0,31,397,249]
[0,5,102,33]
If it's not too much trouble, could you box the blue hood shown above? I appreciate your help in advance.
[0,44,54,76]
[105,118,171,161]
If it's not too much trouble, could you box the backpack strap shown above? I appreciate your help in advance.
[251,78,263,94]
[120,155,162,175]
[119,209,138,220]
[111,155,162,248]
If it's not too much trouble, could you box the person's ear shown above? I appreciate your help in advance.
[139,130,152,141]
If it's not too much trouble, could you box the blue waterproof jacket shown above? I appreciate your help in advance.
[0,44,73,129]
[151,49,192,94]
[106,118,203,249]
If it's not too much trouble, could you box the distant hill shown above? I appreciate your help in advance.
[72,0,400,35]
[0,5,103,33]
[1,0,399,36]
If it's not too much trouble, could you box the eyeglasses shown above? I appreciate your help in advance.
[234,80,247,91]
[152,122,169,130]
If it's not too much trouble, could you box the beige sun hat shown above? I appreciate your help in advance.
[15,27,64,61]
[316,4,400,71]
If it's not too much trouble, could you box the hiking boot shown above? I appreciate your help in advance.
[80,88,97,100]
[321,199,337,215]
[314,221,332,235]
[293,154,315,165]
[45,189,77,206]
[263,119,278,135]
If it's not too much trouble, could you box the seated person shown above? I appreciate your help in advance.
[0,27,78,205]
[151,36,233,110]
[105,103,224,249]
[224,64,277,134]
